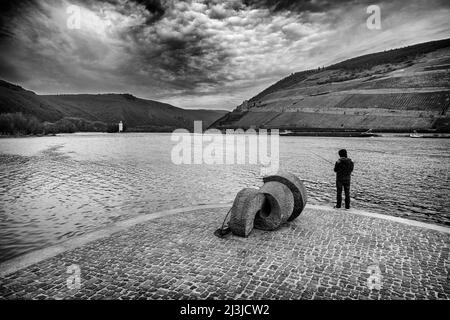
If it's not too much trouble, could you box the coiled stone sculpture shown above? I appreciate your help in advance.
[228,171,307,237]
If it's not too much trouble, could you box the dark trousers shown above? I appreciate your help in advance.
[336,180,350,209]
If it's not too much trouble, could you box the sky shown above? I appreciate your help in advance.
[0,0,449,110]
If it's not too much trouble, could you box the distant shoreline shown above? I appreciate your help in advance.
[2,131,450,138]
[0,133,54,138]
[278,131,450,138]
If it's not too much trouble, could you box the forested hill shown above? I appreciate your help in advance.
[0,80,227,133]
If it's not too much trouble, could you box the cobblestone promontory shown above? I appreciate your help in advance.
[0,205,449,300]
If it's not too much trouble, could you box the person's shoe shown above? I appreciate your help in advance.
[345,207,350,210]
[334,206,341,209]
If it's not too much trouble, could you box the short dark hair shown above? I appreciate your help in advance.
[338,149,347,157]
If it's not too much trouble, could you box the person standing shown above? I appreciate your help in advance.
[334,149,354,209]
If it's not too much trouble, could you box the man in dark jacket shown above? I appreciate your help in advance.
[334,149,354,209]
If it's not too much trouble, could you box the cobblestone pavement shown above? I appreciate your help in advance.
[0,206,449,300]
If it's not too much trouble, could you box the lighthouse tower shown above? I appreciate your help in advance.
[118,121,123,133]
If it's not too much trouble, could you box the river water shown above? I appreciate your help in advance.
[0,133,449,262]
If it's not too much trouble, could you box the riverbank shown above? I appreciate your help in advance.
[0,204,448,300]
[279,131,450,138]
[3,131,450,138]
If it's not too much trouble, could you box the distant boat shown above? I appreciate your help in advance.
[358,129,380,137]
[279,129,381,137]
[409,130,423,138]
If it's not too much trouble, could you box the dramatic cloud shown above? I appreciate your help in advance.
[0,0,449,109]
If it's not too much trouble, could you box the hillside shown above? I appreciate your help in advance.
[210,38,450,132]
[0,81,227,132]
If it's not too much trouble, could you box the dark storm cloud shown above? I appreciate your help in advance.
[98,0,167,22]
[242,0,384,13]
[0,0,449,109]
[0,0,38,38]
[244,0,344,12]
[133,0,165,15]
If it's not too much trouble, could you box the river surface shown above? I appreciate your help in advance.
[0,133,449,262]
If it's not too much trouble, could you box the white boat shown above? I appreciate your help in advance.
[359,129,380,137]
[409,130,423,138]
